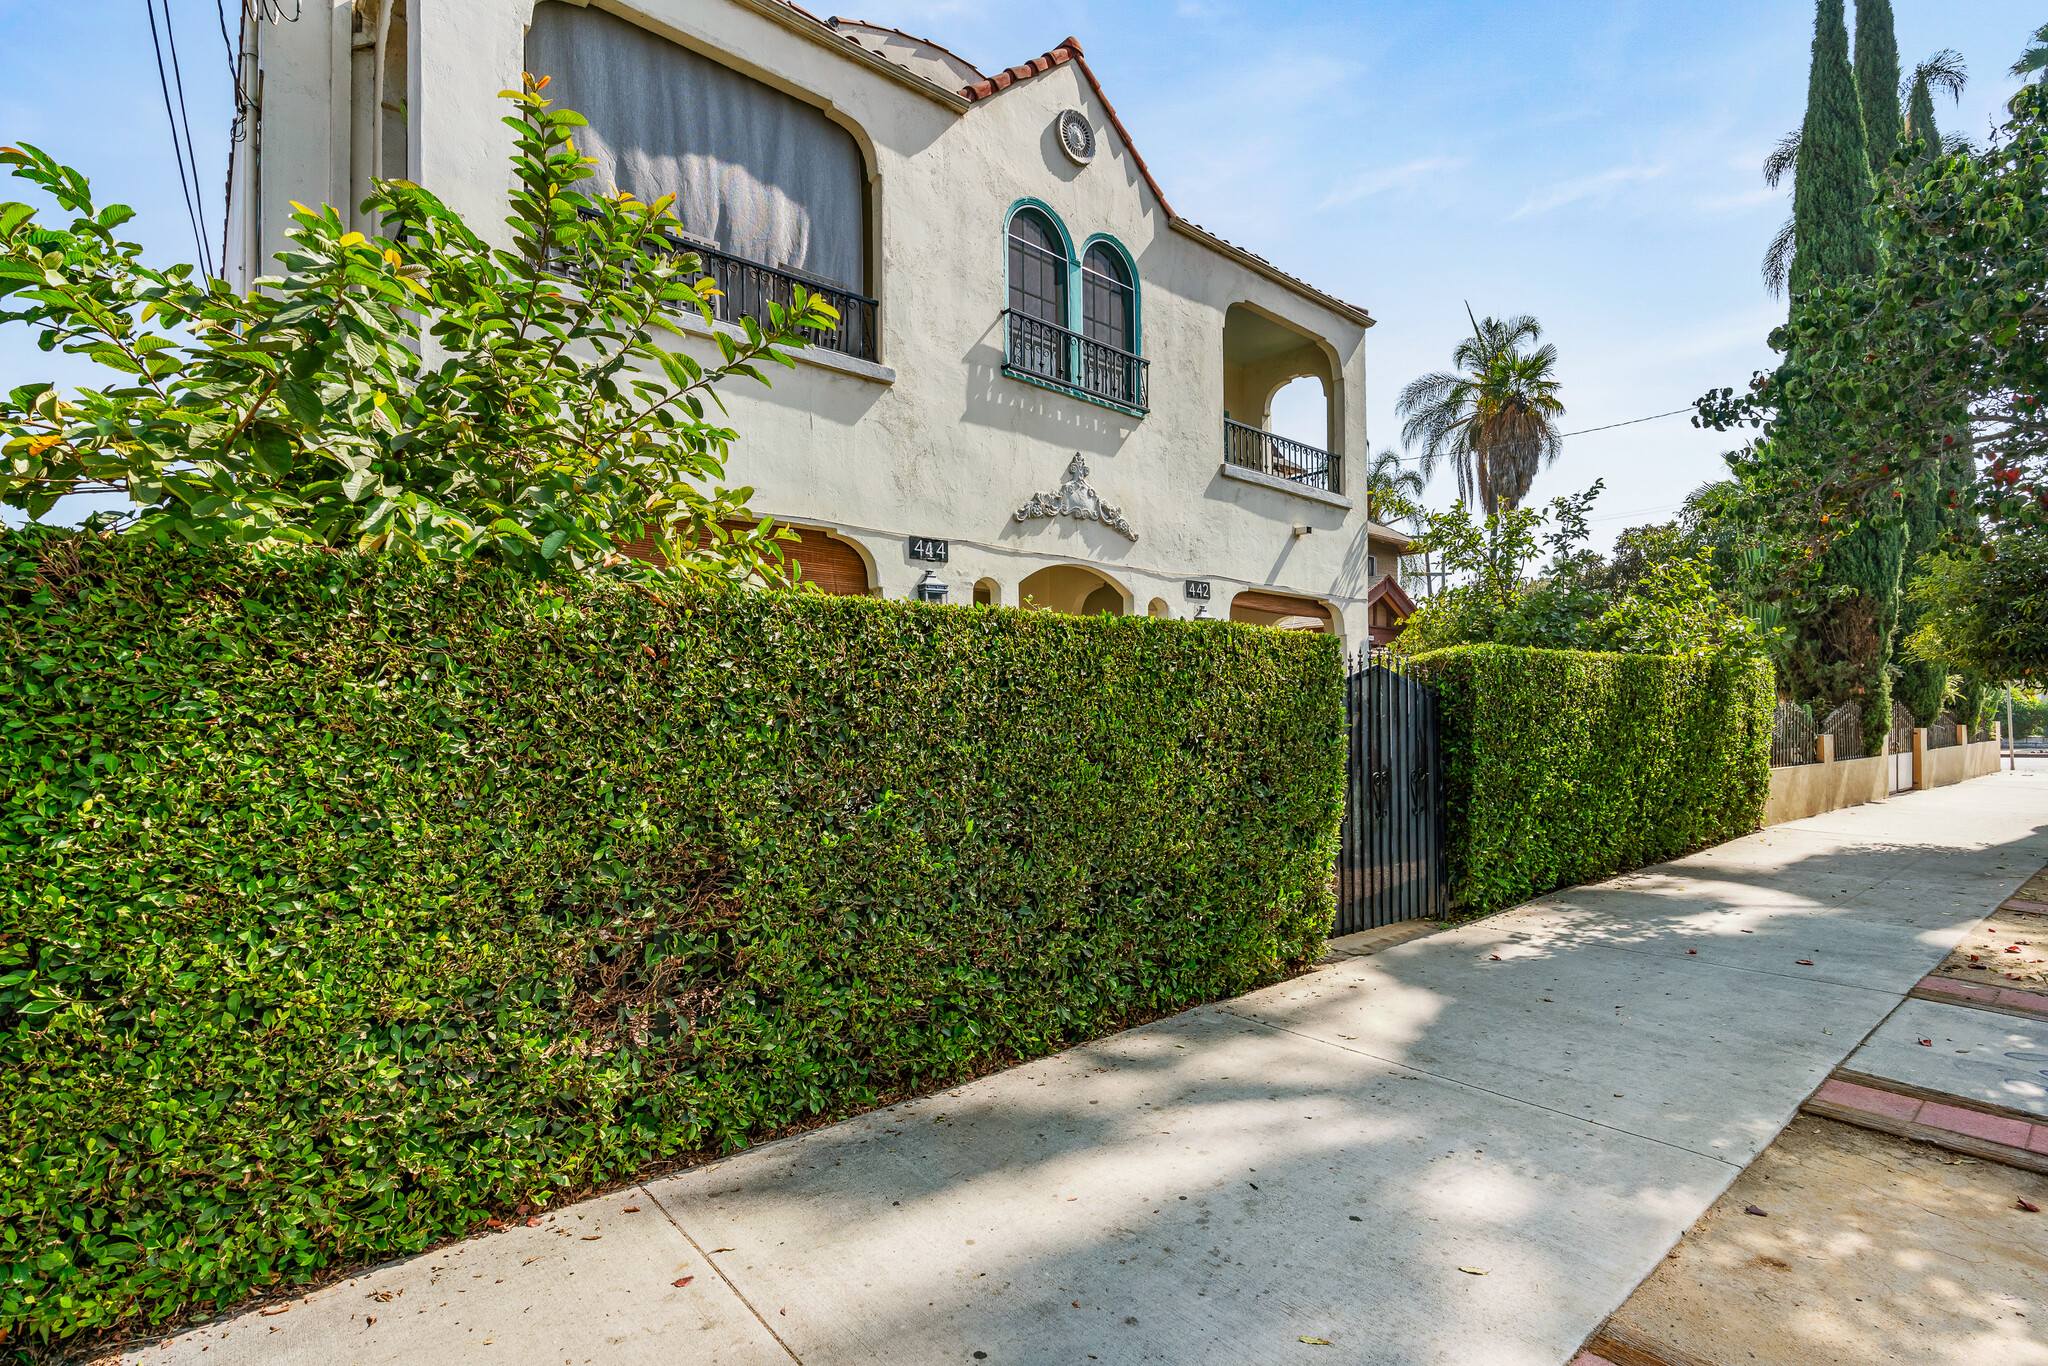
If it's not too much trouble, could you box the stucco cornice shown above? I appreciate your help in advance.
[1170,220,1375,329]
[730,0,971,110]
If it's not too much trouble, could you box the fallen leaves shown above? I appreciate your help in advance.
[672,1276,694,1288]
[1299,1336,1333,1345]
[1918,1038,1934,1047]
[259,1305,289,1317]
[2020,1199,2041,1213]
[622,1206,640,1213]
[709,1247,734,1254]
[1745,1205,1769,1217]
[1457,1266,1487,1276]
[1796,960,1815,966]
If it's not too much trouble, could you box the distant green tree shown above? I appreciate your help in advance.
[2013,21,2048,84]
[1854,0,1904,177]
[1361,447,1426,526]
[1790,0,1879,295]
[1395,310,1565,516]
[1903,50,1967,158]
[1905,526,2048,684]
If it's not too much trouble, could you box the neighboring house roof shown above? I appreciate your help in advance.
[1366,574,1418,621]
[1365,519,1413,549]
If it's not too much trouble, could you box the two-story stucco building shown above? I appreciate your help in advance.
[226,0,1416,644]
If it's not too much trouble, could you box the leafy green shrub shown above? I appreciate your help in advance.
[0,531,1343,1343]
[1411,644,1772,912]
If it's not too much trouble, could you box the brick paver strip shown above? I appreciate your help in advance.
[2004,898,2048,913]
[1569,1354,1619,1366]
[2031,1127,2048,1156]
[1998,986,2048,1013]
[1917,1101,2034,1148]
[1814,1077,1923,1123]
[1915,975,2000,1003]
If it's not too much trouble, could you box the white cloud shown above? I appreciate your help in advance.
[1318,156,1468,209]
[1511,162,1669,218]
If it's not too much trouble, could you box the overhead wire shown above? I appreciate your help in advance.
[145,0,214,278]
[162,0,216,278]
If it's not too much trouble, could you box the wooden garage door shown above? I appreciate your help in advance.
[615,522,871,595]
[1230,589,1333,632]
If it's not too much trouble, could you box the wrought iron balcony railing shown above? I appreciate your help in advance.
[1001,309,1149,413]
[574,209,878,362]
[1223,417,1341,494]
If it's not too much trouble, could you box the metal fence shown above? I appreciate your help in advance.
[1822,702,1864,759]
[1000,310,1150,412]
[1926,710,1961,750]
[1771,701,1818,768]
[1338,647,1446,932]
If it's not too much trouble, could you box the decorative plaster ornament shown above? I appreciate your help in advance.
[1055,110,1096,166]
[1015,453,1137,540]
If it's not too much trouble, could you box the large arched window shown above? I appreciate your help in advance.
[1081,242,1138,404]
[1006,208,1069,382]
[1081,244,1132,352]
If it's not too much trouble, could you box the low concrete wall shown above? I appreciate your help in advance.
[1766,753,1889,826]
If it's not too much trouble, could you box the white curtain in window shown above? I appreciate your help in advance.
[526,2,865,290]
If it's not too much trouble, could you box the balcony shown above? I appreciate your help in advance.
[695,247,878,363]
[1002,309,1149,414]
[581,209,879,362]
[1223,418,1341,494]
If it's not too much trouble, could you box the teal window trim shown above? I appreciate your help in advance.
[1078,232,1141,356]
[1000,364,1149,420]
[1001,201,1147,416]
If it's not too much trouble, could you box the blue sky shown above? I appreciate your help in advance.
[2,0,2041,547]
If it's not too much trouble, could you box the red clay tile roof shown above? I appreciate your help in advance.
[827,17,985,81]
[958,37,1372,326]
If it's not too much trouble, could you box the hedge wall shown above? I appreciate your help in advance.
[0,532,1343,1343]
[1411,644,1772,912]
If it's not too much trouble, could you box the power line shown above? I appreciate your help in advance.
[1377,405,1696,465]
[145,0,213,277]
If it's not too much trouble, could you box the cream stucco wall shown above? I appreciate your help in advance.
[229,0,1404,644]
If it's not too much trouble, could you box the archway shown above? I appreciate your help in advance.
[973,578,999,607]
[1229,588,1333,633]
[1018,564,1127,617]
[1147,598,1170,619]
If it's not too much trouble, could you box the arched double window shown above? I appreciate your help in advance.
[1000,207,1146,412]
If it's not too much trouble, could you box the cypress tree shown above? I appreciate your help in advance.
[1789,0,1879,295]
[1905,74,1941,156]
[1854,0,1904,176]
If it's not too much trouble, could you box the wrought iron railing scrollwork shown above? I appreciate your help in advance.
[1223,417,1342,494]
[574,209,879,362]
[1000,309,1149,412]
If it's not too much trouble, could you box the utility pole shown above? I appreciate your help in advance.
[2011,684,2018,772]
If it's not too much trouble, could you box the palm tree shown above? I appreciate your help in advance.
[1762,49,1968,296]
[1395,309,1565,516]
[2014,22,2048,84]
[1361,448,1425,526]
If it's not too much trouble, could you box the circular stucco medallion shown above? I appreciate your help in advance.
[1056,109,1096,166]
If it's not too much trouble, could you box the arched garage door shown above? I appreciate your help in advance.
[1229,588,1333,633]
[616,522,872,595]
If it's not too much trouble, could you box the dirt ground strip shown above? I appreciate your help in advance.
[1588,1117,2048,1365]
[1926,861,2048,992]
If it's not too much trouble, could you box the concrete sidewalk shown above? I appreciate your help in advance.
[124,773,2048,1366]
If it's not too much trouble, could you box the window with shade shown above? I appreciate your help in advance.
[524,1,877,358]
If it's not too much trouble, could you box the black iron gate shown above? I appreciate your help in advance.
[1336,653,1447,933]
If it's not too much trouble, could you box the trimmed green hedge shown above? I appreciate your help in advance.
[1412,644,1772,912]
[0,533,1343,1342]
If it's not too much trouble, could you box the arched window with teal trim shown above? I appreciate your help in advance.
[1006,207,1071,384]
[1080,240,1141,406]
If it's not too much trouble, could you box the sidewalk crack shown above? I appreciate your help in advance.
[640,1184,803,1363]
